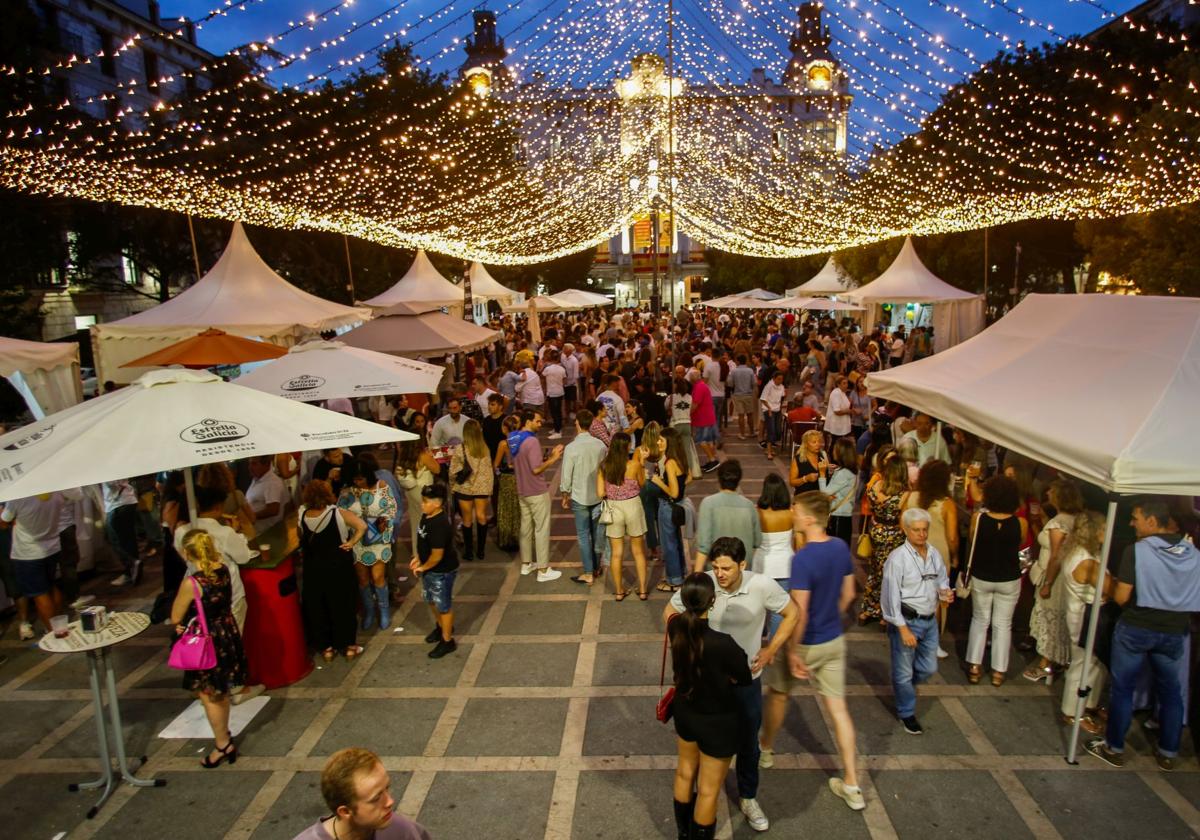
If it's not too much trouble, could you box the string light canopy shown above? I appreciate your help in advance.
[1,0,1197,262]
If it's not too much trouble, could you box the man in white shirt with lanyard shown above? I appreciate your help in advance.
[882,507,953,735]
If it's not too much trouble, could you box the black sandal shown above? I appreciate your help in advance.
[614,590,630,602]
[638,590,649,601]
[201,739,238,769]
[655,581,678,593]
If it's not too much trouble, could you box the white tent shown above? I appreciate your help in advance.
[700,289,784,308]
[867,293,1200,761]
[0,337,82,418]
[503,295,563,313]
[93,223,369,384]
[464,262,520,303]
[787,256,857,297]
[844,236,983,352]
[361,249,464,310]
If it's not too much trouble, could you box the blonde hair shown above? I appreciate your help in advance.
[1062,509,1105,560]
[462,418,489,461]
[181,529,224,578]
[801,429,823,451]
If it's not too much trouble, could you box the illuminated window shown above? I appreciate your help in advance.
[808,65,832,90]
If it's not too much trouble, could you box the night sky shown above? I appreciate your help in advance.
[164,0,1144,151]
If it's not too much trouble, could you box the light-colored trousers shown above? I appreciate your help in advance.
[518,492,552,570]
[1062,601,1106,716]
[966,578,1021,672]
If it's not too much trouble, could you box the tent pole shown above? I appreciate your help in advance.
[183,465,199,526]
[187,216,203,286]
[343,235,357,302]
[1065,498,1118,764]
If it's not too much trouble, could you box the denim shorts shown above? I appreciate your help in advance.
[693,424,718,444]
[421,570,457,613]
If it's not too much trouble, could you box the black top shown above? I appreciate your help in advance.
[793,456,819,496]
[481,414,506,460]
[312,458,344,496]
[1119,536,1190,634]
[669,621,752,715]
[970,513,1022,582]
[417,511,458,574]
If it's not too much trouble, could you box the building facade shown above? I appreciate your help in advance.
[459,2,852,309]
[22,0,221,340]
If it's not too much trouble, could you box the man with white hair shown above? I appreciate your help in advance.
[882,506,953,735]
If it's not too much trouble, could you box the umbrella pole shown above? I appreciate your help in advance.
[187,216,203,285]
[1065,499,1118,764]
[184,466,199,526]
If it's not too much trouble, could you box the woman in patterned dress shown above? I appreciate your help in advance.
[338,458,399,631]
[450,419,496,562]
[860,454,908,624]
[171,529,250,768]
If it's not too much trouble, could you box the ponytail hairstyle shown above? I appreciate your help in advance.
[181,529,223,579]
[671,573,716,700]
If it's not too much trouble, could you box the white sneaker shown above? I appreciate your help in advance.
[520,562,536,576]
[758,747,774,769]
[547,432,562,439]
[937,646,949,660]
[537,568,562,583]
[111,574,131,586]
[739,797,769,832]
[18,622,35,641]
[829,778,866,811]
[69,595,96,609]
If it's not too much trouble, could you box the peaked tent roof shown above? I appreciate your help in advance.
[867,294,1200,495]
[845,237,977,304]
[361,249,464,309]
[465,262,520,303]
[340,311,501,359]
[100,223,370,336]
[549,289,611,310]
[788,256,857,296]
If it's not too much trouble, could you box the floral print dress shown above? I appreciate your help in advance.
[338,482,398,565]
[861,491,905,621]
[180,567,248,696]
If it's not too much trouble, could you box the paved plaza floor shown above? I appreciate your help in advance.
[1,434,1198,839]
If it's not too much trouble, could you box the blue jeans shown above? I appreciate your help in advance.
[763,411,782,445]
[888,615,939,719]
[657,500,685,585]
[570,500,602,575]
[733,678,763,799]
[1106,620,1187,756]
[104,503,139,575]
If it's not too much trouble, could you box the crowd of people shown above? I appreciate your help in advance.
[2,304,1196,837]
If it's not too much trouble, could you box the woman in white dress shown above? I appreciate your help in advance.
[1058,510,1109,732]
[1025,480,1085,683]
[393,438,441,548]
[753,474,795,638]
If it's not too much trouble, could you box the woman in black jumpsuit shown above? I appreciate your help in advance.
[669,573,752,840]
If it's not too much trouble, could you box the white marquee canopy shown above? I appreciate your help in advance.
[93,223,369,383]
[787,256,857,297]
[360,249,464,309]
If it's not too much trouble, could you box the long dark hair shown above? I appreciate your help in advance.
[601,432,632,486]
[757,472,791,511]
[671,573,716,700]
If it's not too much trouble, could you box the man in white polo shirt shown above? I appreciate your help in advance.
[665,536,797,834]
[246,455,289,533]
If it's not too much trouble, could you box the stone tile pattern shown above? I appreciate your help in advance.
[1,434,1198,840]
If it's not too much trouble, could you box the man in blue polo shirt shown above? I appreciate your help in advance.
[759,491,863,811]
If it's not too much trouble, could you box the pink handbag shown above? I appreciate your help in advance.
[168,576,217,671]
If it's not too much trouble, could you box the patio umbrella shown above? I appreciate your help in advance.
[740,295,865,312]
[339,307,501,359]
[234,339,445,401]
[120,328,288,368]
[549,289,611,310]
[502,295,562,313]
[0,369,415,519]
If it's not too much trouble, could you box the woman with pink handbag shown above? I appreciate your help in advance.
[168,529,249,769]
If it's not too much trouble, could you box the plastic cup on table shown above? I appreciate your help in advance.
[51,614,70,638]
[258,544,271,563]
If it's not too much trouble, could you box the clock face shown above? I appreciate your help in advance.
[808,65,832,89]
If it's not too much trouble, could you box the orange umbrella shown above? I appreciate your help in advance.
[120,328,288,369]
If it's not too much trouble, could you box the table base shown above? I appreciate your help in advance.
[68,646,165,818]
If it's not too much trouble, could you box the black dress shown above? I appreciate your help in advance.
[300,507,359,651]
[670,621,752,758]
[181,566,248,695]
